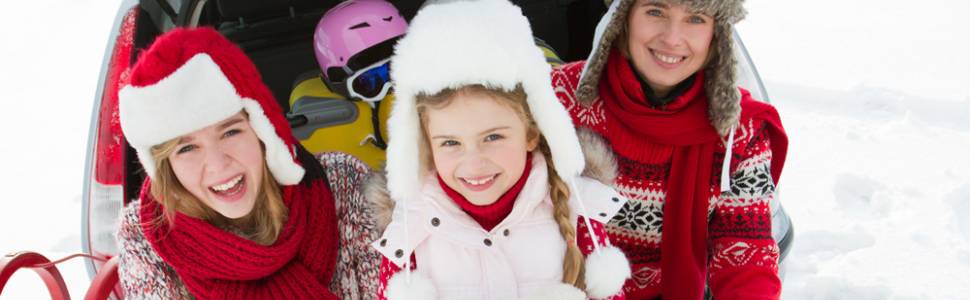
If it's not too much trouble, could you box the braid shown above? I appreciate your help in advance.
[542,141,586,290]
[416,84,589,289]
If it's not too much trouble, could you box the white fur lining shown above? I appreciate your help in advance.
[120,54,241,151]
[385,0,585,202]
[119,54,242,178]
[119,53,303,183]
[242,100,304,185]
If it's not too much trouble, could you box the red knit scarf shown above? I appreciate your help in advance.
[600,49,719,299]
[139,172,339,300]
[737,88,789,187]
[599,50,789,299]
[437,154,533,231]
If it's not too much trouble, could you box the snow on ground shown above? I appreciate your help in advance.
[769,81,970,299]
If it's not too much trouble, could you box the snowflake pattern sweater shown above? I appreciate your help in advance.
[552,61,784,299]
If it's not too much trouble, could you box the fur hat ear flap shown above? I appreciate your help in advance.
[705,22,743,136]
[584,245,631,299]
[386,271,437,300]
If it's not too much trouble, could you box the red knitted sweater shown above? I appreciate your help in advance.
[551,60,787,300]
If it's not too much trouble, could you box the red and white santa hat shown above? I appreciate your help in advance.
[118,27,304,185]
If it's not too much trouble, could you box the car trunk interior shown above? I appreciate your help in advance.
[123,0,606,202]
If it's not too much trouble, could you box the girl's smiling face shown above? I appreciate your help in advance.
[167,112,264,219]
[423,92,538,205]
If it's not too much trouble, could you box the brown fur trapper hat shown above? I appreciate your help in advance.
[577,0,747,136]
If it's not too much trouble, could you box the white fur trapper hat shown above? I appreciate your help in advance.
[386,0,584,204]
[383,1,630,299]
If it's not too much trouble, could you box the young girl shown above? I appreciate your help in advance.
[552,0,789,298]
[116,28,380,299]
[369,1,631,299]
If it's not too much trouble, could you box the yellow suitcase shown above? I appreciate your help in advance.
[287,73,393,170]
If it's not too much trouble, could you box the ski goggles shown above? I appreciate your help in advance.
[345,58,392,102]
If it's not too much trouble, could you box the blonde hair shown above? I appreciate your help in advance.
[149,135,288,245]
[415,85,586,289]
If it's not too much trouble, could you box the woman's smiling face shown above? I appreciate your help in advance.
[167,112,264,219]
[625,0,714,96]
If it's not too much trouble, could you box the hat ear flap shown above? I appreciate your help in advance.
[704,23,741,136]
[135,147,158,180]
[242,99,305,185]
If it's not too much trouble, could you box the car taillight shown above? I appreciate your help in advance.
[82,5,138,283]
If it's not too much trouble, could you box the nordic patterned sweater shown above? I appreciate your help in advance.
[117,152,382,300]
[551,61,781,299]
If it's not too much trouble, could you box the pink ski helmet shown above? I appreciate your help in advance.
[314,0,407,100]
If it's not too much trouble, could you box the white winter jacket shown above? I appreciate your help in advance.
[373,154,627,300]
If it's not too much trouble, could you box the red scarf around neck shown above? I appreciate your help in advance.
[600,49,721,299]
[139,163,339,300]
[437,154,533,231]
[599,49,789,299]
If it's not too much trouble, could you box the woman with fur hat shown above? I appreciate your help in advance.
[369,1,632,299]
[115,28,380,299]
[551,0,789,299]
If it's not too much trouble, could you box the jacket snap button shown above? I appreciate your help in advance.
[395,249,404,258]
[612,197,620,202]
[599,212,608,218]
[483,238,493,246]
[380,239,387,247]
[503,229,510,236]
[431,217,440,227]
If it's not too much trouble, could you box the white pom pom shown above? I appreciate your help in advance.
[519,283,586,300]
[386,271,437,300]
[584,246,631,298]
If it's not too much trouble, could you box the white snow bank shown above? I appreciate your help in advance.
[770,81,970,299]
[947,184,970,244]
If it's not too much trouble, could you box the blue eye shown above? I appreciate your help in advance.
[484,134,504,142]
[688,15,706,24]
[176,144,197,154]
[646,9,664,17]
[440,140,459,147]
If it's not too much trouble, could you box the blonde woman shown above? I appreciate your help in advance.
[116,28,379,299]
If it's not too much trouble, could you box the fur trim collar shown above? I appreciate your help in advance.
[577,0,747,136]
